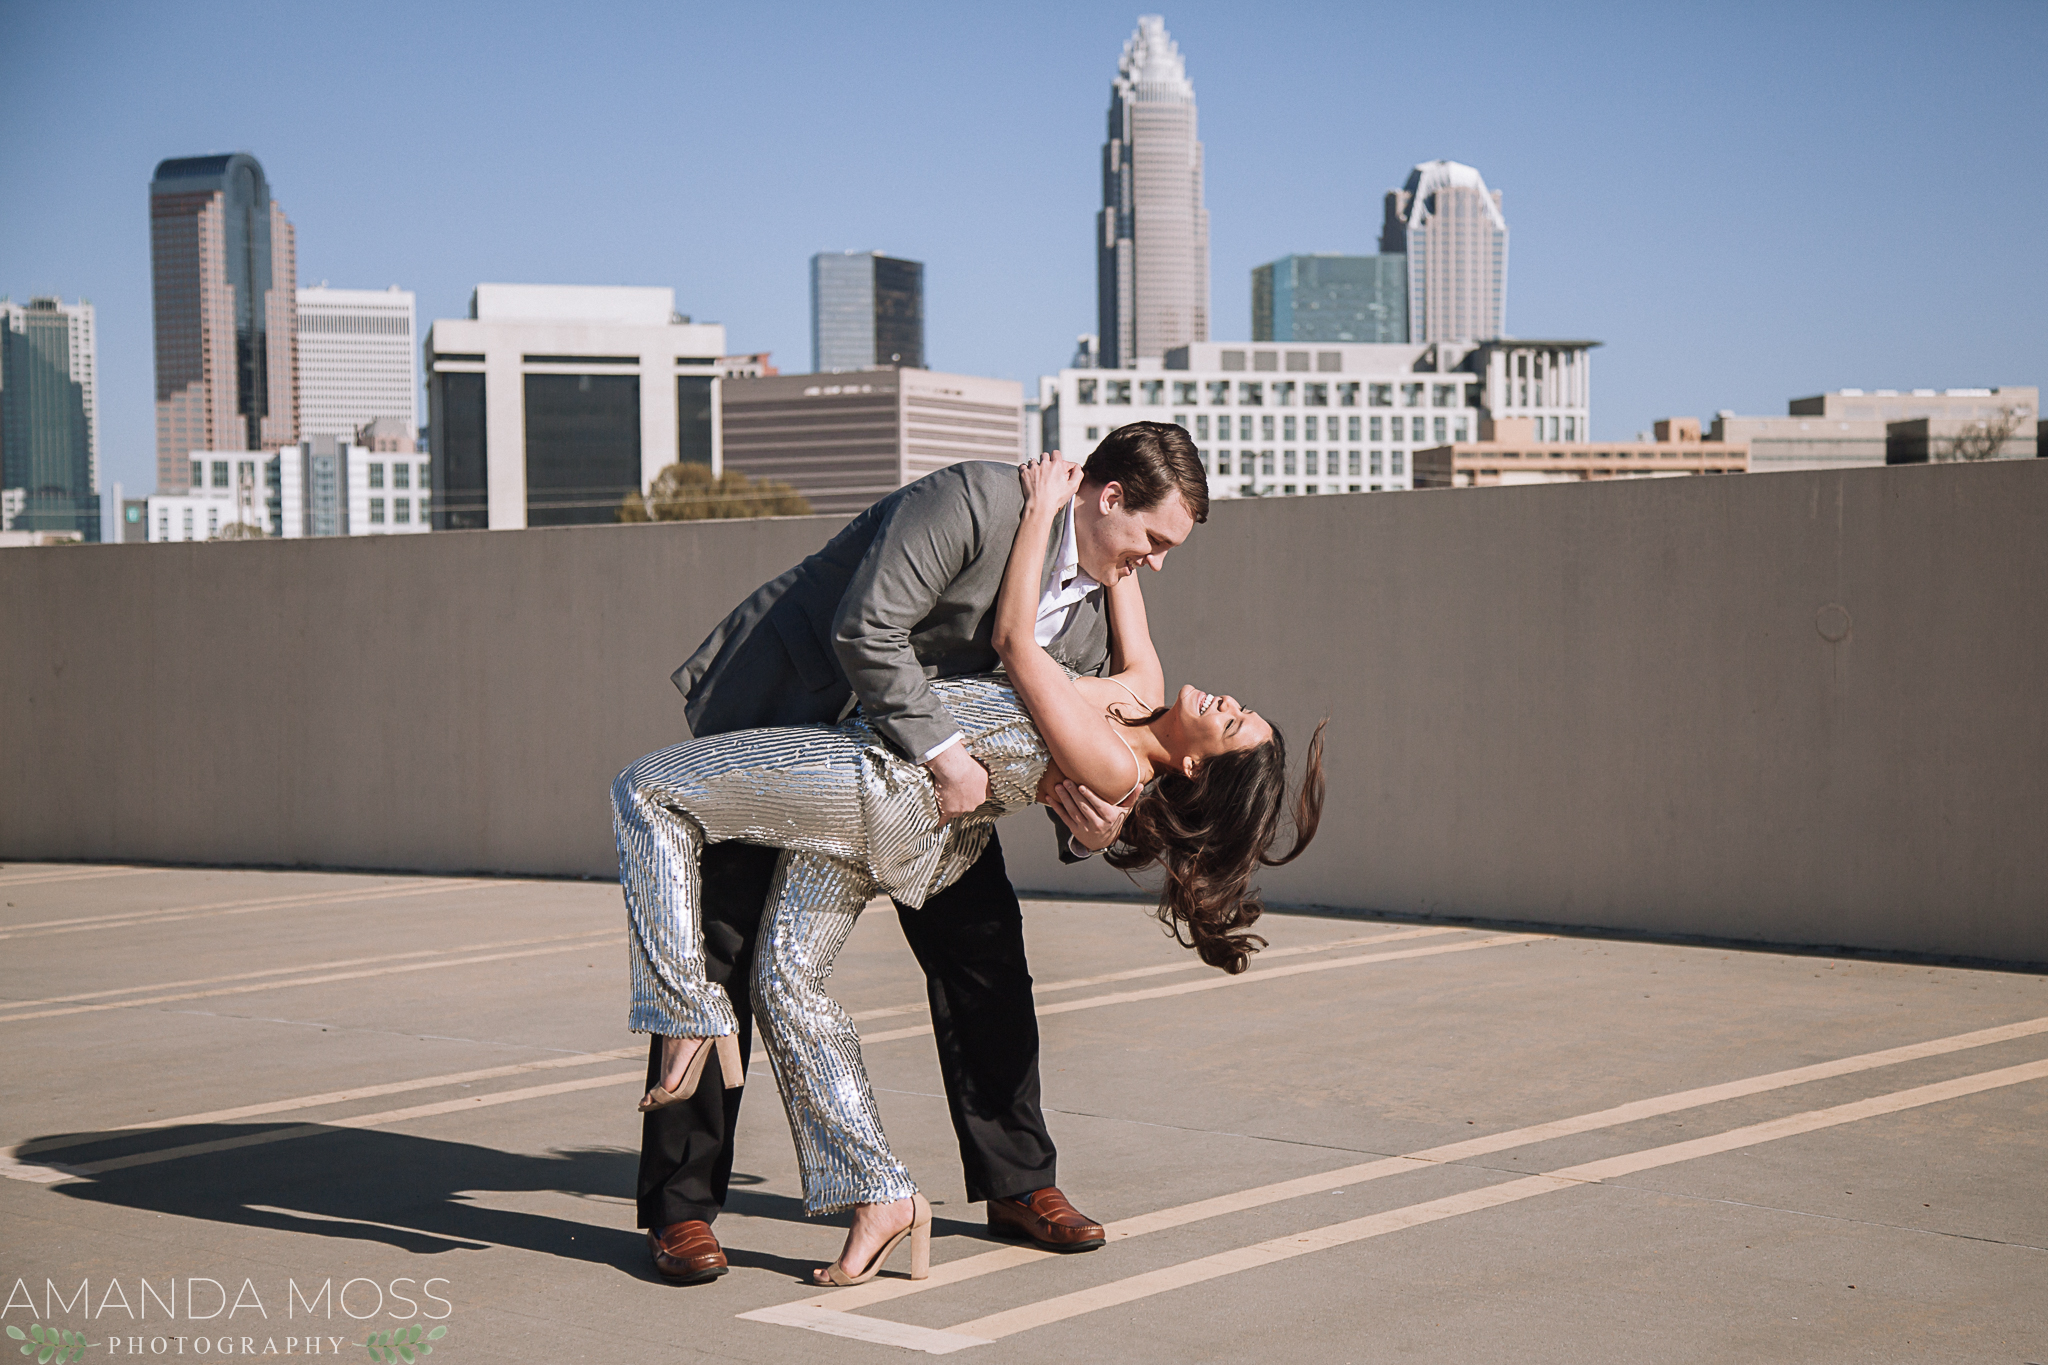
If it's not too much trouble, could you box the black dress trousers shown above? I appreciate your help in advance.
[636,830,1055,1226]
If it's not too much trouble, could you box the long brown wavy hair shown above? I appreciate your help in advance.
[1102,709,1326,974]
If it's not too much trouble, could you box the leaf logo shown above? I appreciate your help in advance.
[362,1324,448,1362]
[6,1325,92,1365]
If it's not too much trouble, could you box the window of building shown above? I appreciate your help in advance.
[1106,380,1131,405]
[1274,382,1296,407]
[1207,381,1231,405]
[1368,384,1392,407]
[1338,382,1359,407]
[207,508,219,536]
[181,508,193,539]
[237,459,256,487]
[1369,416,1383,441]
[1173,381,1197,404]
[1261,483,1275,496]
[1253,351,1278,372]
[1239,382,1263,406]
[1347,415,1361,441]
[678,376,714,467]
[1285,351,1310,372]
[1390,416,1403,441]
[189,459,202,488]
[1172,412,1187,430]
[370,498,386,524]
[1370,452,1384,476]
[1433,384,1458,407]
[394,463,411,491]
[1238,415,1253,440]
[1318,352,1343,373]
[1260,415,1275,441]
[1240,483,1257,497]
[1301,415,1317,441]
[1434,417,1447,443]
[1454,418,1469,441]
[1347,451,1361,476]
[1194,414,1209,439]
[1283,451,1297,476]
[1563,416,1576,441]
[1392,452,1406,475]
[1282,484,1296,495]
[1077,379,1098,404]
[1283,416,1297,441]
[1304,382,1328,406]
[1304,485,1319,494]
[395,498,411,524]
[1220,350,1246,371]
[1085,426,1100,440]
[369,463,386,489]
[1140,379,1164,405]
[1402,383,1423,408]
[1260,451,1275,475]
[432,369,488,531]
[156,510,168,539]
[1214,451,1229,475]
[524,372,641,527]
[211,461,230,488]
[1304,451,1318,475]
[417,495,429,521]
[1349,484,1362,492]
[1548,416,1560,441]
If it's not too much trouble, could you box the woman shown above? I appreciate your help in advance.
[612,454,1323,1286]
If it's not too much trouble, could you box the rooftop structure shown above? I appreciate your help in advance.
[1414,415,1748,488]
[1710,387,2038,472]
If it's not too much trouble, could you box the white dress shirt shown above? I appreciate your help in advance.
[919,497,1098,764]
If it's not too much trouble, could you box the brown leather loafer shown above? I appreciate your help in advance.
[648,1221,728,1284]
[986,1187,1106,1252]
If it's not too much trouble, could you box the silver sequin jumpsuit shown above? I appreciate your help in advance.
[612,674,1050,1215]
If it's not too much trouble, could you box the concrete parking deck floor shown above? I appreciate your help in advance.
[2,862,2043,1363]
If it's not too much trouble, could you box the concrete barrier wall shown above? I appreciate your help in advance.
[5,461,2043,961]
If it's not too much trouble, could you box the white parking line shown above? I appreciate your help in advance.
[937,1056,2048,1347]
[0,936,625,1022]
[3,930,1534,1180]
[746,1011,2048,1324]
[0,866,156,889]
[0,928,619,1012]
[0,878,502,941]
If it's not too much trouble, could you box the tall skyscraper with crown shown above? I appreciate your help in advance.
[1096,15,1209,369]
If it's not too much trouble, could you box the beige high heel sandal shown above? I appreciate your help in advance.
[638,1034,743,1111]
[816,1192,932,1287]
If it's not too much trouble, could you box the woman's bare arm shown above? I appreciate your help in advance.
[1103,570,1163,707]
[992,459,1151,801]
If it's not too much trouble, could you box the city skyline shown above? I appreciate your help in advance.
[3,1,2043,506]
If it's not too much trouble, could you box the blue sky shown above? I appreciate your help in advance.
[4,0,2044,498]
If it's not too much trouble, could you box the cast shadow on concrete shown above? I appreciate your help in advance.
[26,1123,996,1284]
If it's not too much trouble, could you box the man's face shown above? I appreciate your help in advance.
[1072,480,1196,584]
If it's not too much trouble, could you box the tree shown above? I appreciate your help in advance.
[213,521,266,540]
[1937,405,2026,462]
[617,462,813,522]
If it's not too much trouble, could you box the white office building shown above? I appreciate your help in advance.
[145,442,431,541]
[1042,338,1593,497]
[424,284,731,530]
[297,286,419,442]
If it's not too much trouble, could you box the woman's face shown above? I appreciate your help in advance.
[1162,684,1272,773]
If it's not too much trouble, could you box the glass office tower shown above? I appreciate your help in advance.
[0,297,100,539]
[810,251,924,372]
[149,152,298,490]
[1252,255,1408,344]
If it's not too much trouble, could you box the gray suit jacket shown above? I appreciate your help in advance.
[674,461,1110,760]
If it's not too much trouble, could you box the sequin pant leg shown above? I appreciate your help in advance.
[612,763,742,1039]
[753,851,919,1215]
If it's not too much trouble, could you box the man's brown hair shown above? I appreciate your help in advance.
[1082,421,1209,524]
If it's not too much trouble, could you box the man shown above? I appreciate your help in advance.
[632,422,1207,1284]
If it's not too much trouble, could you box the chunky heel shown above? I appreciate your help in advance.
[818,1192,932,1287]
[714,1033,744,1089]
[909,1192,932,1280]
